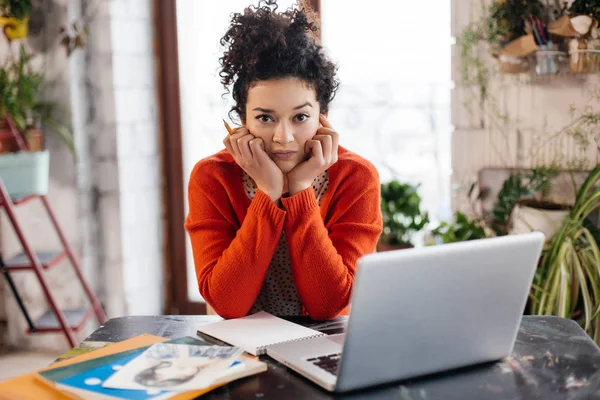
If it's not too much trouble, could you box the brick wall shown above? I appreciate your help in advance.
[110,0,164,315]
[1,0,165,352]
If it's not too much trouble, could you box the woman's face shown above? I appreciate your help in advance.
[245,77,322,173]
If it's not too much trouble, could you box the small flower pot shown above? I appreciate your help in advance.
[0,150,49,198]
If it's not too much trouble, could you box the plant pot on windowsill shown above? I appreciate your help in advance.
[510,199,570,240]
[0,149,49,198]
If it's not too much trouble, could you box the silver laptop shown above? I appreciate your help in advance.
[266,232,545,392]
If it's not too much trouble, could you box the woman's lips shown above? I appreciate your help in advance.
[271,151,297,160]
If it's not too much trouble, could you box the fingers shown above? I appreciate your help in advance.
[237,134,254,160]
[305,140,324,164]
[313,134,332,162]
[249,138,267,161]
[319,114,333,129]
[223,135,234,154]
[317,127,339,154]
[228,126,250,156]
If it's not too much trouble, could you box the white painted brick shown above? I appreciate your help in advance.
[450,44,462,86]
[126,281,163,315]
[111,0,152,20]
[141,155,162,190]
[116,157,136,191]
[137,188,161,225]
[110,0,130,19]
[112,54,155,88]
[92,82,117,126]
[119,156,158,192]
[135,122,159,156]
[87,53,114,90]
[87,17,113,54]
[116,123,138,157]
[110,18,153,55]
[103,257,126,317]
[128,0,153,20]
[113,89,137,124]
[452,86,485,130]
[98,194,123,265]
[94,123,119,159]
[90,0,112,18]
[96,158,120,193]
[451,0,471,37]
[114,88,156,124]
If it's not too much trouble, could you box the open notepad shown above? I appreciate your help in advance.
[196,311,326,356]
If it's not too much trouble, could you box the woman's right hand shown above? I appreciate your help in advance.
[223,127,284,202]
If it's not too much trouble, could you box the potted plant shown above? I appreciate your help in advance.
[488,167,569,239]
[530,165,600,344]
[0,0,32,41]
[432,211,488,244]
[0,46,73,198]
[378,180,429,251]
[0,45,44,153]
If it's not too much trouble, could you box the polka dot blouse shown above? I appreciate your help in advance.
[244,171,330,316]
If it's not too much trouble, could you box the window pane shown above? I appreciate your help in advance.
[321,0,452,235]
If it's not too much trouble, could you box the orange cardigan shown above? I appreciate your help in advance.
[184,146,383,320]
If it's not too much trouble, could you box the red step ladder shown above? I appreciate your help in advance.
[0,116,106,348]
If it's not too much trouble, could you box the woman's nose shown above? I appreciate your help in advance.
[273,122,294,144]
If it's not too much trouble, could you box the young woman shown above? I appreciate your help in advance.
[185,0,382,320]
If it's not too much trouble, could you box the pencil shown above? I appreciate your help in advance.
[223,119,234,136]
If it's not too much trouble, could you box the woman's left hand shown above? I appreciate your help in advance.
[287,114,339,195]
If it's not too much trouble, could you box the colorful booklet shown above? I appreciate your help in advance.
[0,334,165,400]
[102,343,243,392]
[36,336,267,400]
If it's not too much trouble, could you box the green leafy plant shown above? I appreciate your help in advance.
[491,167,559,236]
[432,211,487,244]
[530,164,600,344]
[0,64,17,120]
[10,45,42,132]
[379,180,429,247]
[487,0,546,48]
[0,45,73,153]
[0,0,32,19]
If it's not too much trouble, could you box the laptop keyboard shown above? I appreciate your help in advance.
[306,353,341,375]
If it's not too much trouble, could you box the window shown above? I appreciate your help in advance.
[321,0,452,230]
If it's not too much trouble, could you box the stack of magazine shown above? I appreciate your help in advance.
[0,335,268,399]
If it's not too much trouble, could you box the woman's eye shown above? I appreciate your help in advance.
[256,115,273,123]
[295,114,309,122]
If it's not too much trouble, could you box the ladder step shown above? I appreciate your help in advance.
[5,251,67,271]
[27,308,95,333]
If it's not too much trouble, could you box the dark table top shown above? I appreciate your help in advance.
[84,315,600,399]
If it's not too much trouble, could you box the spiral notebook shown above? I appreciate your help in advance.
[196,311,325,356]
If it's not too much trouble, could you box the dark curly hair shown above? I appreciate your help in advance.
[219,0,339,123]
